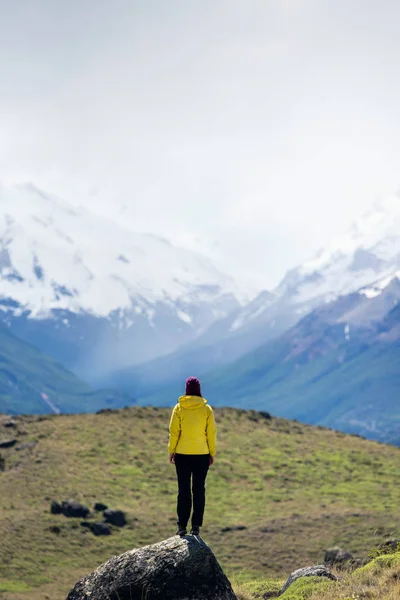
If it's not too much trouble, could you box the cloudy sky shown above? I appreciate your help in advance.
[1,0,400,288]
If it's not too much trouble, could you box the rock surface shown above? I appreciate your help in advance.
[324,546,354,565]
[81,522,112,536]
[61,500,90,519]
[378,539,400,554]
[67,535,237,600]
[103,508,126,527]
[0,438,17,449]
[279,565,337,595]
[51,500,62,515]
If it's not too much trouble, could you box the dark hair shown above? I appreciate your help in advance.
[185,377,202,397]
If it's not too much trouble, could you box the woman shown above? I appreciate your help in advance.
[168,376,217,537]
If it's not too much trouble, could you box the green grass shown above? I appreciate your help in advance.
[1,407,400,599]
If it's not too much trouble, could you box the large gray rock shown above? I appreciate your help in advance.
[67,535,237,600]
[279,565,337,595]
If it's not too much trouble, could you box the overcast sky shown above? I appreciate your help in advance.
[1,0,400,288]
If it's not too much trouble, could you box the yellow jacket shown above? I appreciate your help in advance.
[168,395,217,457]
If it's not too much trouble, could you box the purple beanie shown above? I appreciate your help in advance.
[185,377,202,397]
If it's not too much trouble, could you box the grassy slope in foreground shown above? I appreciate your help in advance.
[236,551,400,599]
[0,325,130,414]
[1,408,400,600]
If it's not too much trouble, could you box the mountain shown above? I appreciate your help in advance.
[114,194,400,396]
[0,183,250,383]
[196,271,400,444]
[0,324,131,414]
[137,269,400,443]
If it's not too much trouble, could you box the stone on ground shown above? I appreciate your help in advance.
[279,565,337,595]
[67,535,237,600]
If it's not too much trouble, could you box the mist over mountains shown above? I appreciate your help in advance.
[0,182,399,442]
[0,183,248,380]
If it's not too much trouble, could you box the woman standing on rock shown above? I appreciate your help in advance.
[168,377,217,537]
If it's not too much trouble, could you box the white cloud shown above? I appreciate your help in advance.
[1,0,400,288]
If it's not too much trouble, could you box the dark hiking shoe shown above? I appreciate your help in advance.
[190,527,200,536]
[176,526,187,536]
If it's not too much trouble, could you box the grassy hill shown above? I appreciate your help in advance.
[1,407,400,599]
[0,325,131,414]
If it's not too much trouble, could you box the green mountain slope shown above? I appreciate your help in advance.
[140,303,400,444]
[1,408,400,600]
[0,325,131,414]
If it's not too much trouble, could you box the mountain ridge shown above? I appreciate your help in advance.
[0,183,253,377]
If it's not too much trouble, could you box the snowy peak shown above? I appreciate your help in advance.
[0,183,247,321]
[276,193,400,304]
[359,270,400,300]
[299,193,400,275]
[218,191,400,341]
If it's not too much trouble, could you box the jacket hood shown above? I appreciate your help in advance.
[178,395,208,409]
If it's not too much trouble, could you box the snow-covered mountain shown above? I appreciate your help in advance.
[121,192,400,395]
[0,183,250,379]
[224,192,400,337]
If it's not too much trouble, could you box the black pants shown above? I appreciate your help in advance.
[175,453,210,528]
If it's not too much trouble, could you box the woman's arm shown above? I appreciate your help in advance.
[168,405,181,460]
[206,406,217,461]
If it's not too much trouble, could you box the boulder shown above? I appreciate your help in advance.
[81,522,112,536]
[51,500,62,515]
[103,508,126,527]
[61,500,90,519]
[324,547,354,565]
[4,419,17,428]
[0,438,17,449]
[279,565,337,595]
[67,535,237,600]
[378,539,400,554]
[94,502,108,512]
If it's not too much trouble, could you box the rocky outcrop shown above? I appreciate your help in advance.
[67,535,237,600]
[279,565,337,596]
[51,500,62,515]
[0,438,17,449]
[61,500,90,519]
[378,539,400,554]
[324,546,354,565]
[103,508,126,527]
[81,522,111,536]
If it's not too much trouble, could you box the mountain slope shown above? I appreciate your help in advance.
[0,183,250,381]
[121,194,400,396]
[0,325,130,414]
[201,279,400,443]
[1,407,400,600]
[140,272,400,443]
